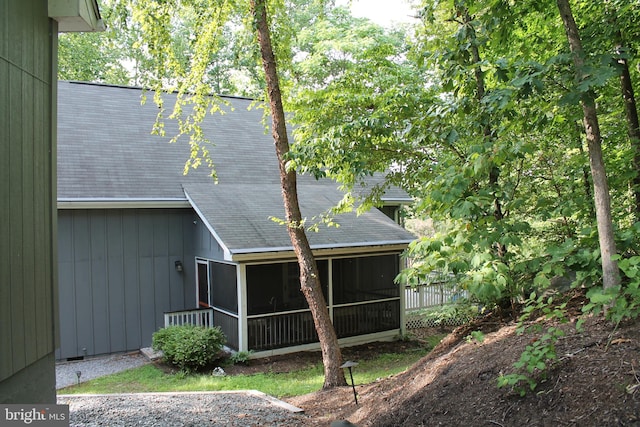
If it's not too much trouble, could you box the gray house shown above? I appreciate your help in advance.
[56,81,414,360]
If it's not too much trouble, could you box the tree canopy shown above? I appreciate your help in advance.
[287,0,640,313]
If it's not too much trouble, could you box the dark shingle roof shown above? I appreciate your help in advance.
[57,81,414,256]
[57,81,283,199]
[184,183,414,256]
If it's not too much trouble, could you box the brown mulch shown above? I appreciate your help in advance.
[221,339,428,377]
[284,291,640,426]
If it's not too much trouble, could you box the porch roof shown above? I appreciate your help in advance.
[184,183,415,260]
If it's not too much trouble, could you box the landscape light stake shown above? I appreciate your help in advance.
[76,371,82,384]
[340,361,359,405]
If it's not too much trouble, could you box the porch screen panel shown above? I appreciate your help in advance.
[210,262,238,314]
[246,260,328,315]
[332,254,400,304]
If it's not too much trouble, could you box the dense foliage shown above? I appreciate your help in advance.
[152,325,226,373]
[288,0,640,315]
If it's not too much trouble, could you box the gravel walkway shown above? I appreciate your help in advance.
[56,353,150,389]
[57,391,306,426]
[56,353,307,425]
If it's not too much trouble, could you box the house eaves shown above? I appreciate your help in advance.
[380,197,413,205]
[49,0,105,32]
[57,198,191,209]
[229,242,412,263]
[184,190,234,261]
[183,183,416,263]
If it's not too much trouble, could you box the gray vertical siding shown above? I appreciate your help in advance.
[0,0,57,402]
[193,218,227,261]
[57,208,197,359]
[123,215,142,349]
[106,214,125,353]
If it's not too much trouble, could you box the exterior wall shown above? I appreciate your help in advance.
[0,0,58,403]
[0,354,56,404]
[193,218,226,261]
[56,208,197,359]
[55,208,409,359]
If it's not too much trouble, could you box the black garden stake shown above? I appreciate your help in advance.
[340,360,359,405]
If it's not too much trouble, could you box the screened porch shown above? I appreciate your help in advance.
[179,253,403,353]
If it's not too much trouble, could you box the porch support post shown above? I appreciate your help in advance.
[237,264,248,352]
[328,258,334,322]
[399,255,407,336]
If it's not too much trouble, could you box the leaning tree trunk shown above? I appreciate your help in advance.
[250,0,346,388]
[557,0,621,290]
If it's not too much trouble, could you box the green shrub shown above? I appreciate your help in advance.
[417,301,479,327]
[497,293,568,396]
[229,350,254,365]
[497,325,564,396]
[152,325,226,373]
[582,255,640,327]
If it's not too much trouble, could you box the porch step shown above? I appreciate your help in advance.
[140,347,163,361]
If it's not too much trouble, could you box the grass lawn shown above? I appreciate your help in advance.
[59,337,443,398]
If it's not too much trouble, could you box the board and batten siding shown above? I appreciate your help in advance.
[57,208,197,359]
[0,0,58,402]
[193,217,227,262]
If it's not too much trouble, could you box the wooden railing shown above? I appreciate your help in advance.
[247,309,317,351]
[333,299,400,338]
[213,308,239,350]
[164,308,214,328]
[404,277,470,330]
[164,280,465,352]
[405,278,465,311]
[246,299,401,351]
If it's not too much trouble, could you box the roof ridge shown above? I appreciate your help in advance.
[60,80,258,102]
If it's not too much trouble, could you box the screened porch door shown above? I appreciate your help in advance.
[197,259,210,308]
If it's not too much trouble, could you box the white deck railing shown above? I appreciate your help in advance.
[404,275,467,312]
[405,281,466,311]
[404,277,470,329]
[164,308,214,328]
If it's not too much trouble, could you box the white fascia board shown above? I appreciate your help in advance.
[229,241,412,262]
[57,198,191,209]
[49,0,105,32]
[380,197,413,205]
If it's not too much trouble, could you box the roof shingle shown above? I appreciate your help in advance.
[57,81,414,255]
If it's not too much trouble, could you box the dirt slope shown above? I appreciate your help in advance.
[288,295,640,426]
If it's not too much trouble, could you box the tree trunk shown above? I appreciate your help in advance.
[250,0,346,388]
[556,0,621,289]
[574,122,595,219]
[460,7,507,259]
[616,44,640,217]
